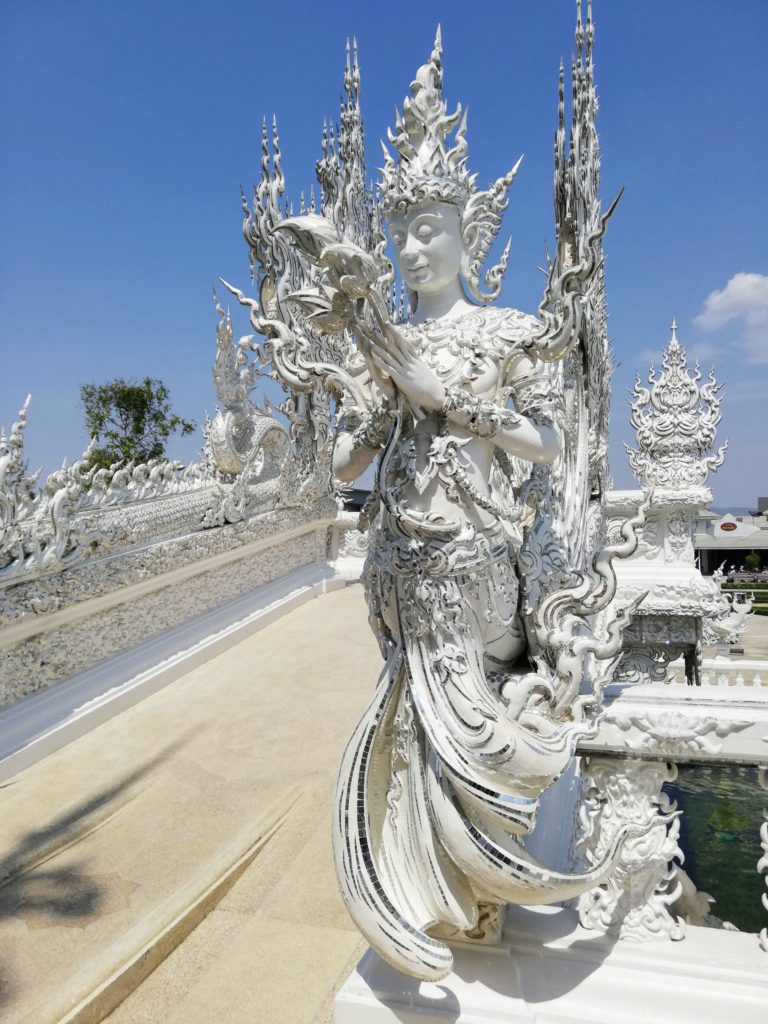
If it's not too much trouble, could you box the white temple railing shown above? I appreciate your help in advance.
[575,680,768,949]
[668,657,767,687]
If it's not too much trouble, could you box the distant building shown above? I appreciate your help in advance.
[695,502,768,574]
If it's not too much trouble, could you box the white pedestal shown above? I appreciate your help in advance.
[334,906,768,1023]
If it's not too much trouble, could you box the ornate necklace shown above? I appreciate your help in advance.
[400,306,536,386]
[401,311,489,385]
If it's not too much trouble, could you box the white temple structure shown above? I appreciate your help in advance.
[0,4,766,1023]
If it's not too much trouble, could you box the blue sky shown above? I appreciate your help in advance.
[1,1,766,506]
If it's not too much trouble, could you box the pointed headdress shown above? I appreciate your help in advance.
[380,26,522,303]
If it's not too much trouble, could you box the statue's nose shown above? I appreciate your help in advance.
[401,234,421,263]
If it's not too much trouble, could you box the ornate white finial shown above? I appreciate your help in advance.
[625,323,728,488]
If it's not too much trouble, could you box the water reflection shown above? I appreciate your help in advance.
[665,764,765,933]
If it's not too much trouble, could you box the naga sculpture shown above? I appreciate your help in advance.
[224,7,648,982]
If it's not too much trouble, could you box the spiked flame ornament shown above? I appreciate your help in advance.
[380,26,522,303]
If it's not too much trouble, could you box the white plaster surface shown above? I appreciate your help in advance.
[0,559,343,783]
[336,906,768,1024]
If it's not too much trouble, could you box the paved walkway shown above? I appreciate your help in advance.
[741,613,768,659]
[0,584,375,1024]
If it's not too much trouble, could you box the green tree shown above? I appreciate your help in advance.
[744,551,762,573]
[80,377,196,470]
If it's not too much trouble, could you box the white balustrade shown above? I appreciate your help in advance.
[668,656,767,687]
[576,681,768,953]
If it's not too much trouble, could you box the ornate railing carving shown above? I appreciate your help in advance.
[576,682,768,951]
[578,756,685,941]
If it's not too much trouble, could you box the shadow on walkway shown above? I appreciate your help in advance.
[0,730,199,1012]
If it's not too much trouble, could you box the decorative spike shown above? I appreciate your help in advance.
[272,116,285,193]
[260,117,270,185]
[505,154,524,187]
[344,37,352,97]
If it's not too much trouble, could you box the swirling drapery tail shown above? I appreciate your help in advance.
[333,648,473,981]
[333,638,632,981]
[428,752,631,906]
[401,577,575,811]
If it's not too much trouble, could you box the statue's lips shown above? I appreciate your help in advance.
[405,264,430,280]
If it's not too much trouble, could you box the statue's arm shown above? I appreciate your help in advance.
[442,353,561,466]
[332,431,379,483]
[332,403,393,483]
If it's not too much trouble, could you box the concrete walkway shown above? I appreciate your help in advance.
[741,613,768,659]
[0,584,375,1024]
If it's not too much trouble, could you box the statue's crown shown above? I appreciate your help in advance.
[380,27,471,216]
[380,27,522,303]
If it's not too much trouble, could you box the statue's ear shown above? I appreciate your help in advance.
[459,248,473,293]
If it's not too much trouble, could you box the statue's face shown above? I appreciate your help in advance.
[387,201,463,295]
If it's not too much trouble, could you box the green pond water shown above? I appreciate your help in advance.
[664,764,767,933]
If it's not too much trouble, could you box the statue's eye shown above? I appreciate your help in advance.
[416,226,434,241]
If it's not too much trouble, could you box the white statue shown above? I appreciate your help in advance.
[224,14,648,983]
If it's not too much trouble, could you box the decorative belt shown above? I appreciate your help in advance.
[370,521,511,578]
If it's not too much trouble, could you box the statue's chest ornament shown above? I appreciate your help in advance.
[400,306,536,385]
[402,314,491,385]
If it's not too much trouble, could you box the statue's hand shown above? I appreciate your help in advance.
[370,329,446,413]
[358,336,396,404]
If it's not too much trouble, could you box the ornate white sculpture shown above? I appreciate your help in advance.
[220,10,653,981]
[610,320,747,684]
[702,563,753,646]
[578,756,685,941]
[208,293,289,481]
[625,321,727,490]
[0,397,109,585]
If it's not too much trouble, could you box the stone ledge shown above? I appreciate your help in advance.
[0,561,345,782]
[336,906,768,1023]
[0,519,334,708]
